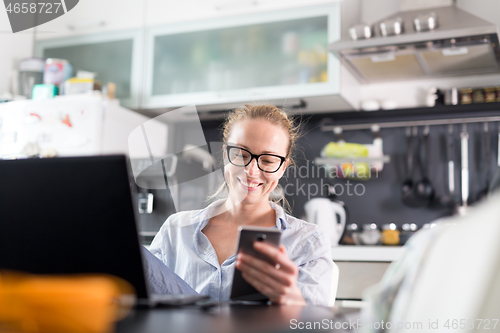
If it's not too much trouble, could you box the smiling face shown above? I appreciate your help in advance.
[224,119,289,206]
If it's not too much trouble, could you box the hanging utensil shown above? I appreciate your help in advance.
[491,123,500,193]
[448,124,455,195]
[440,124,456,207]
[497,123,500,171]
[457,124,469,215]
[476,122,490,202]
[401,127,421,207]
[415,125,435,205]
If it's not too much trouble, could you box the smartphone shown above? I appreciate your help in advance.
[230,226,281,302]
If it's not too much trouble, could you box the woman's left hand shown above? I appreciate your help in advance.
[235,242,306,305]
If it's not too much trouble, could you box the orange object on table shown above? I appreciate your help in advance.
[0,271,135,333]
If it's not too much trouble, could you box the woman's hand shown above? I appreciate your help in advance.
[235,242,306,305]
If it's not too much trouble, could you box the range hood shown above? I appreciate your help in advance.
[329,6,500,83]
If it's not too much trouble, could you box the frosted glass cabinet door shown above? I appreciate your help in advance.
[145,4,340,108]
[35,30,143,108]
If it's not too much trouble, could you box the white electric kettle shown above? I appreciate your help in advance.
[304,198,347,246]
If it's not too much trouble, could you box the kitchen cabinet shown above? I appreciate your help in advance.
[35,0,144,40]
[33,3,340,111]
[332,246,402,300]
[143,3,340,108]
[35,29,144,108]
[145,0,340,27]
[335,261,391,300]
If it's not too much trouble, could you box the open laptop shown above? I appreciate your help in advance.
[0,155,208,307]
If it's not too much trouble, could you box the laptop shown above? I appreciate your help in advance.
[0,155,208,307]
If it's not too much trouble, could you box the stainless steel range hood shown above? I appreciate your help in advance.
[329,6,500,83]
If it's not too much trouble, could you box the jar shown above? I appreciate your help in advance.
[381,223,400,245]
[484,87,496,103]
[353,223,381,245]
[399,223,418,245]
[340,223,358,245]
[459,88,473,104]
[472,88,485,103]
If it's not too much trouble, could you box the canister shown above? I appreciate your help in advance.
[381,223,400,245]
[484,87,496,103]
[340,223,358,245]
[459,88,473,104]
[399,223,418,245]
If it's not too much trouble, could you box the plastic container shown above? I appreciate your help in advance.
[32,84,59,100]
[64,78,94,95]
[44,58,73,86]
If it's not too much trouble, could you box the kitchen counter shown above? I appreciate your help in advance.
[144,245,404,262]
[332,245,404,262]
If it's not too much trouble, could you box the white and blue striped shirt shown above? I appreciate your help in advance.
[149,199,334,305]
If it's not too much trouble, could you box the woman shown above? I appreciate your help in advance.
[148,104,334,305]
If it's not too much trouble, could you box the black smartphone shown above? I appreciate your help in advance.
[230,226,281,302]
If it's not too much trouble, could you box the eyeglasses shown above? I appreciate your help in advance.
[226,145,286,173]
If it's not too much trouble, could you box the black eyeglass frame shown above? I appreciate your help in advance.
[225,145,287,173]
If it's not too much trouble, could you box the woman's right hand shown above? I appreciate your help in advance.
[235,242,305,305]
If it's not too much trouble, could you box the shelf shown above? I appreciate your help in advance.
[315,156,390,164]
[331,245,404,262]
[315,102,500,130]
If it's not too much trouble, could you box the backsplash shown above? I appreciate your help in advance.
[199,104,500,229]
[135,103,500,239]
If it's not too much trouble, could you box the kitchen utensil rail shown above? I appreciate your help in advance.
[320,115,500,132]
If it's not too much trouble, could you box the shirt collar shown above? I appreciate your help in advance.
[193,199,225,232]
[194,199,290,231]
[269,201,289,230]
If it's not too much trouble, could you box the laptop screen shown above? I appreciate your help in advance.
[0,155,149,299]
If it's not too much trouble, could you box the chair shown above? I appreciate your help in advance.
[328,262,340,307]
[393,193,500,330]
[362,191,500,332]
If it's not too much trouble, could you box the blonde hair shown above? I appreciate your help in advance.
[209,104,301,213]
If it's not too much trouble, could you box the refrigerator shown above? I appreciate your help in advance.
[0,94,167,159]
[0,94,171,243]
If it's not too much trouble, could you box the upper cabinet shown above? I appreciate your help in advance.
[34,2,340,110]
[143,4,340,108]
[35,30,143,108]
[35,0,144,40]
[34,0,145,109]
[145,0,340,27]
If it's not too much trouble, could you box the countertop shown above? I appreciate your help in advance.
[331,245,404,262]
[144,245,405,262]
